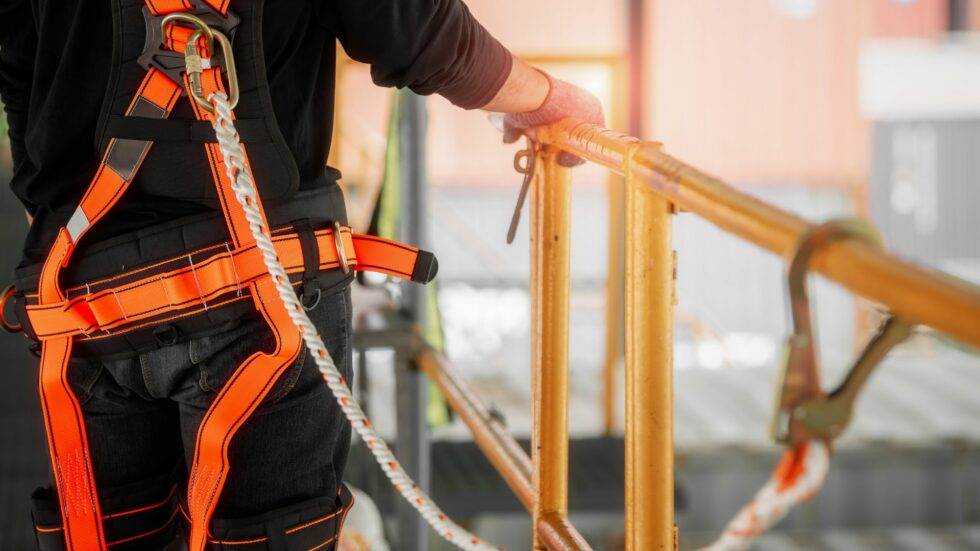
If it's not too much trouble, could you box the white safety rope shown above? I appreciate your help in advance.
[208,91,498,551]
[702,440,830,551]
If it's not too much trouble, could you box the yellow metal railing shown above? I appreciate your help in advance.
[418,118,980,551]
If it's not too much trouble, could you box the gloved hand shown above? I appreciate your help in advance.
[502,72,605,167]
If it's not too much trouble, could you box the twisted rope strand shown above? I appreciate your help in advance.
[208,91,497,551]
[702,441,830,551]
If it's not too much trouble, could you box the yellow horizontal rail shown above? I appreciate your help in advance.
[417,349,591,550]
[537,119,980,348]
[417,350,534,510]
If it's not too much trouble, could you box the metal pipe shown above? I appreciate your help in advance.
[538,120,980,347]
[530,147,573,549]
[396,91,431,551]
[416,350,535,511]
[537,514,593,551]
[624,167,675,550]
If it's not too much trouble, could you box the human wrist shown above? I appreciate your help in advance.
[505,72,604,130]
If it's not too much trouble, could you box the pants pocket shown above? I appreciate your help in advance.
[65,358,104,406]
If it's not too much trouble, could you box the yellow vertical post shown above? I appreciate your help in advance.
[603,173,625,434]
[530,147,572,549]
[624,165,675,550]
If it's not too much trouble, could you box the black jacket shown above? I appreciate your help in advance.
[0,0,512,264]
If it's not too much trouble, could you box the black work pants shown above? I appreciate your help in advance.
[31,289,354,550]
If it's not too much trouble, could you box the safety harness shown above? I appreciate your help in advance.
[4,1,443,549]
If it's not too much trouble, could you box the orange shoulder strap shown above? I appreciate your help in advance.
[36,68,181,551]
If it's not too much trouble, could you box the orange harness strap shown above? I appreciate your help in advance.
[24,228,426,341]
[36,68,182,551]
[38,3,406,548]
[182,56,304,551]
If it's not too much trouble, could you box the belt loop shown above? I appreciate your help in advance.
[293,219,321,310]
[223,242,244,297]
[187,254,208,311]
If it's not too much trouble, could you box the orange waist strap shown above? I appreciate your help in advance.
[25,225,436,341]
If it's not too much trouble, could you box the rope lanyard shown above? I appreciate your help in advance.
[206,88,497,551]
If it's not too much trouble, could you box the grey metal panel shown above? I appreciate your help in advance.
[870,120,980,272]
[395,91,432,551]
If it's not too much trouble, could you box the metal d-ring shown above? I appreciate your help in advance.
[0,285,22,333]
[160,13,215,44]
[301,284,322,311]
[770,219,883,444]
[333,222,351,275]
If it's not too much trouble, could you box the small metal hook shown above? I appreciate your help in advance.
[506,138,537,244]
[771,219,913,445]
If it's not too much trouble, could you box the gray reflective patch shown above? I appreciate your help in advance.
[105,139,151,181]
[129,97,166,119]
[66,208,90,242]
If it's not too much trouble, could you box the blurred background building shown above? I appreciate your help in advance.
[2,0,979,549]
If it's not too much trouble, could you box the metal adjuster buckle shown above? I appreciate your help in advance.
[333,222,351,275]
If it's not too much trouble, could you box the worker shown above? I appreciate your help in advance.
[0,0,603,549]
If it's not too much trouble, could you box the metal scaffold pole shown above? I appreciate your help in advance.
[624,170,675,550]
[531,148,581,549]
[396,90,431,551]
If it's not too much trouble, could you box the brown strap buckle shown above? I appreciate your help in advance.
[333,222,351,275]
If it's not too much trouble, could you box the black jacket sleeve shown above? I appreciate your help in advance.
[318,0,513,109]
[0,0,36,171]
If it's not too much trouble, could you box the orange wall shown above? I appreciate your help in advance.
[648,0,867,187]
[337,0,949,189]
[647,0,947,188]
[872,0,946,37]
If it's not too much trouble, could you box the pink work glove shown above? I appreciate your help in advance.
[503,72,605,167]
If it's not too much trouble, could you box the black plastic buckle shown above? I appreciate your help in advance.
[137,1,241,92]
[301,281,322,311]
[153,324,181,347]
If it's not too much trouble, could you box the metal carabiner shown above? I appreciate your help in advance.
[770,219,912,445]
[160,13,239,113]
[792,314,913,441]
